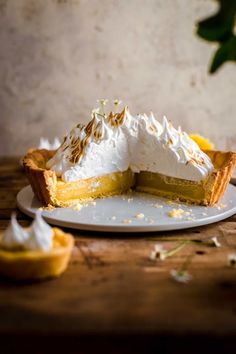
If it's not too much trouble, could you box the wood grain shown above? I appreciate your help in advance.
[0,157,236,353]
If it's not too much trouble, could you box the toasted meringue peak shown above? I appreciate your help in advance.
[47,102,214,182]
[1,212,53,252]
[108,107,129,127]
[38,137,61,150]
[1,214,29,249]
[26,211,53,252]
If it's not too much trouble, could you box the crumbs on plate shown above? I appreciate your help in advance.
[123,218,132,224]
[168,208,191,219]
[135,213,145,219]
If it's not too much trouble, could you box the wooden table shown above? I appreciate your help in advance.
[1,157,236,353]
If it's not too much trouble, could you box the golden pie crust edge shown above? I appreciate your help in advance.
[23,149,57,206]
[22,149,236,206]
[204,150,236,205]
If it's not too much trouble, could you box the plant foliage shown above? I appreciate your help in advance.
[196,0,236,73]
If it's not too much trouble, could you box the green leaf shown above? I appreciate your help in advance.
[196,0,236,74]
[197,0,236,42]
[209,35,236,73]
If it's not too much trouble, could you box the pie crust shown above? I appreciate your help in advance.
[0,227,74,281]
[23,149,236,206]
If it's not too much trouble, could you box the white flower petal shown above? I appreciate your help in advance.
[170,269,192,283]
[228,253,236,267]
[211,237,221,248]
[150,244,167,261]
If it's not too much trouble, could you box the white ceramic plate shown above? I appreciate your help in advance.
[16,185,236,233]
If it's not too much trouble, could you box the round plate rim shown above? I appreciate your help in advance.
[16,185,236,233]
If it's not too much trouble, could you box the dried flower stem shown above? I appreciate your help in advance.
[97,99,108,115]
[219,226,234,248]
[166,240,190,258]
[192,237,221,248]
[179,253,195,273]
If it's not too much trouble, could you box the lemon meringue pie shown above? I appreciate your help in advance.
[23,101,236,207]
[0,212,74,281]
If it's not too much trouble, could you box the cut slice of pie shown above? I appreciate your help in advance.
[23,149,135,207]
[22,101,236,207]
[23,148,236,207]
[136,150,236,205]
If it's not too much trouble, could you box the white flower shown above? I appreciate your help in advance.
[170,269,192,283]
[97,99,108,115]
[97,98,108,106]
[150,244,167,261]
[228,253,236,268]
[113,99,122,106]
[211,237,221,248]
[113,99,122,113]
[92,108,100,116]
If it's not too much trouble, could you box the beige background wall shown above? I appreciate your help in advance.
[0,0,235,155]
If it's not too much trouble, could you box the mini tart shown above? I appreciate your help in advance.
[23,149,236,206]
[0,227,74,281]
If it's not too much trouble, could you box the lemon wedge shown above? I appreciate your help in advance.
[190,134,214,150]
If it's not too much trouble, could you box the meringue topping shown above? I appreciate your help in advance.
[47,101,214,183]
[26,211,53,252]
[1,212,53,252]
[38,137,61,150]
[1,214,29,249]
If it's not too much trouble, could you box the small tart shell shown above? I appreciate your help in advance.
[22,149,236,206]
[0,227,74,281]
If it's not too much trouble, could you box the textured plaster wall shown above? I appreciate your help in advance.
[0,0,235,155]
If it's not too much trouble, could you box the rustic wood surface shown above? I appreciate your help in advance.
[0,157,236,353]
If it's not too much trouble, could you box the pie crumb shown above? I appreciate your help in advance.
[135,213,145,219]
[40,204,55,211]
[168,208,190,219]
[152,203,163,208]
[167,199,180,206]
[46,204,55,210]
[217,203,227,210]
[72,203,83,211]
[123,218,132,224]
